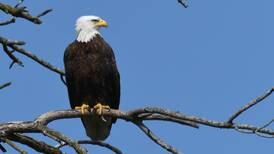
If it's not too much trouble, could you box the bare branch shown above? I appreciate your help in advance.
[60,74,67,86]
[32,108,274,137]
[57,140,123,154]
[0,18,15,26]
[9,41,65,75]
[142,114,198,128]
[0,36,64,75]
[257,119,274,130]
[2,43,24,68]
[134,121,180,154]
[253,119,274,138]
[36,9,52,18]
[0,82,11,90]
[178,0,188,8]
[14,0,24,8]
[37,125,87,154]
[0,143,6,153]
[227,87,274,123]
[1,138,27,154]
[6,133,62,154]
[1,99,274,154]
[0,2,52,24]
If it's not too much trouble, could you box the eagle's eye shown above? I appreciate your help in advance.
[91,19,99,22]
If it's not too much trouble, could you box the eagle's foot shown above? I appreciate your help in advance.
[93,103,110,115]
[75,104,90,114]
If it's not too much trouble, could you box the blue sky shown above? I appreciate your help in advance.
[1,0,274,153]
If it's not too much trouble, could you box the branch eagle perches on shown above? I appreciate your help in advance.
[0,86,274,154]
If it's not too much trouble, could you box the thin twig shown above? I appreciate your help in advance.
[57,140,123,154]
[60,74,67,86]
[227,87,274,123]
[2,44,24,68]
[0,82,11,90]
[178,0,188,8]
[254,131,274,138]
[36,9,52,18]
[257,119,274,130]
[37,125,87,154]
[0,18,16,26]
[134,121,180,154]
[254,119,274,138]
[14,0,24,8]
[1,138,27,154]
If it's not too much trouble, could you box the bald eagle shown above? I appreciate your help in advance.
[64,15,120,141]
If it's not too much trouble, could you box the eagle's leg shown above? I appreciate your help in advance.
[75,104,90,114]
[93,103,110,115]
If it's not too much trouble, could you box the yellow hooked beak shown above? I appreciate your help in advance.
[96,19,108,27]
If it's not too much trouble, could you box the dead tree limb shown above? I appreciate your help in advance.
[134,120,180,154]
[0,36,64,75]
[6,133,62,154]
[0,138,27,154]
[0,93,273,154]
[57,140,123,154]
[40,125,87,154]
[0,18,15,26]
[178,0,188,8]
[0,82,11,90]
[227,87,274,123]
[0,143,6,153]
[0,2,52,25]
[0,1,60,82]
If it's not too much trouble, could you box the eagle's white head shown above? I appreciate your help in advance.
[75,15,108,43]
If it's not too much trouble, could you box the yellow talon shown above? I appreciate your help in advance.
[93,103,110,115]
[75,104,90,114]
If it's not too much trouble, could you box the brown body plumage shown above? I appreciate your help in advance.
[64,34,120,140]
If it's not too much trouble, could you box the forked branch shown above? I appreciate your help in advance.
[227,87,274,123]
[0,2,52,25]
[0,95,273,154]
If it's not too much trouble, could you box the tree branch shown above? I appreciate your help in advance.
[9,42,65,75]
[134,120,180,154]
[227,87,274,123]
[57,140,123,154]
[6,133,62,154]
[0,99,273,154]
[38,125,87,154]
[0,2,59,84]
[0,143,6,153]
[0,18,15,26]
[0,137,27,154]
[0,36,65,75]
[0,2,52,25]
[178,0,188,8]
[2,42,24,68]
[0,82,11,90]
